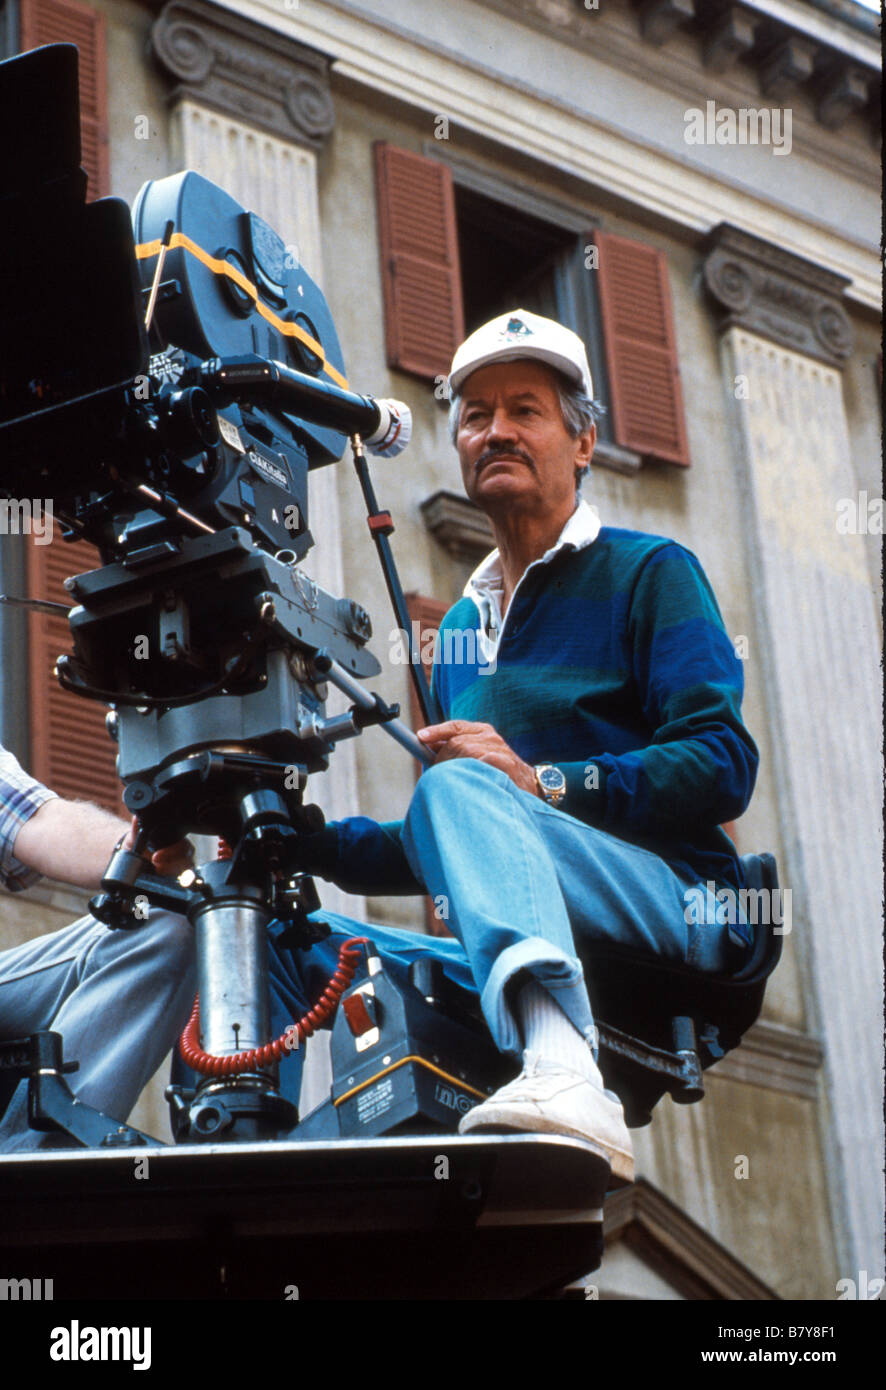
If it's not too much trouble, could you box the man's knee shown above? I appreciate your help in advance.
[408,757,511,814]
[88,910,195,987]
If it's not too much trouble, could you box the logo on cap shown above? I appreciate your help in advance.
[499,316,532,342]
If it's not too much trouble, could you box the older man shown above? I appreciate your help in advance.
[271,309,758,1188]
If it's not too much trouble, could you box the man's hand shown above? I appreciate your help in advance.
[121,817,195,878]
[417,720,540,797]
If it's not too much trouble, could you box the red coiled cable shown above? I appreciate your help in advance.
[178,838,371,1076]
[179,935,371,1076]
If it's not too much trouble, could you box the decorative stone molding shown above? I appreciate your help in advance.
[706,1019,824,1099]
[592,439,644,476]
[150,0,335,150]
[600,1180,780,1300]
[420,490,495,563]
[701,4,756,73]
[478,0,880,137]
[756,31,817,99]
[814,58,871,131]
[723,326,883,1275]
[702,223,854,368]
[635,0,695,47]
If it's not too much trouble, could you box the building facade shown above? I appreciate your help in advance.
[0,0,881,1298]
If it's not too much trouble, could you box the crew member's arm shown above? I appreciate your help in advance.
[1,747,193,894]
[13,796,131,890]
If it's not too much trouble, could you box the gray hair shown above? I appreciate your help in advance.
[447,370,606,493]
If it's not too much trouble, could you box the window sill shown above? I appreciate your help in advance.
[591,440,643,476]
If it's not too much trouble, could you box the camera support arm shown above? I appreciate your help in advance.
[311,650,432,767]
[347,433,442,729]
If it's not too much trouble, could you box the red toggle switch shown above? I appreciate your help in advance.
[342,991,377,1036]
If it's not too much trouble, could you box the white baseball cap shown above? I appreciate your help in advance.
[448,308,594,397]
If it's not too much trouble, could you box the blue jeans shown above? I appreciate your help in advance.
[267,759,748,1104]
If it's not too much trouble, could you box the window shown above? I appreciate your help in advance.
[455,184,573,332]
[374,142,690,468]
[26,536,123,814]
[452,182,615,448]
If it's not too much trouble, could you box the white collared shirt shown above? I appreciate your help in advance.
[463,499,602,660]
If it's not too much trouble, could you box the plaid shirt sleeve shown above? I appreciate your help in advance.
[0,746,59,892]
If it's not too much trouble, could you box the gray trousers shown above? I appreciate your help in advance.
[0,910,196,1151]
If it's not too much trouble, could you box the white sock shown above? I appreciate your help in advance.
[515,979,604,1087]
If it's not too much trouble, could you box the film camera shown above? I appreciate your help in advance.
[0,42,510,1149]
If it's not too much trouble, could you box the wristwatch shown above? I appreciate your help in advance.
[534,764,567,806]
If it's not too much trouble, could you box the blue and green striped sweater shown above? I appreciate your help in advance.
[309,527,759,897]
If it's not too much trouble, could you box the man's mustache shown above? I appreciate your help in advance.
[476,446,535,474]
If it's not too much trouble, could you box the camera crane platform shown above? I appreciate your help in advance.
[0,1129,604,1300]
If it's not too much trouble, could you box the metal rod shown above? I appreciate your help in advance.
[318,655,433,766]
[144,219,175,332]
[135,483,216,536]
[349,435,442,728]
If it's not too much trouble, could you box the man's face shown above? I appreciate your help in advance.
[455,360,594,522]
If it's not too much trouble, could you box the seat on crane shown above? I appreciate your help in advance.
[583,851,782,1125]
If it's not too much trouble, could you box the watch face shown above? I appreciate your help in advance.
[538,766,565,793]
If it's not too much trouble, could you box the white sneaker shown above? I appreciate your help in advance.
[458,1050,634,1187]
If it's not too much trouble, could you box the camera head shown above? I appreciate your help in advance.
[0,42,408,813]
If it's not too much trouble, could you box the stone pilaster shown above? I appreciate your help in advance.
[704,223,882,1277]
[150,0,334,150]
[703,223,854,370]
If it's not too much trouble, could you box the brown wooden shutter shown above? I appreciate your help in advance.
[404,592,451,937]
[374,144,465,381]
[26,537,123,812]
[593,230,690,466]
[20,0,110,200]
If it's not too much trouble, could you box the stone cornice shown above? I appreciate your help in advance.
[481,0,881,126]
[706,1018,825,1098]
[702,222,855,367]
[503,0,881,134]
[602,1178,781,1299]
[150,0,335,150]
